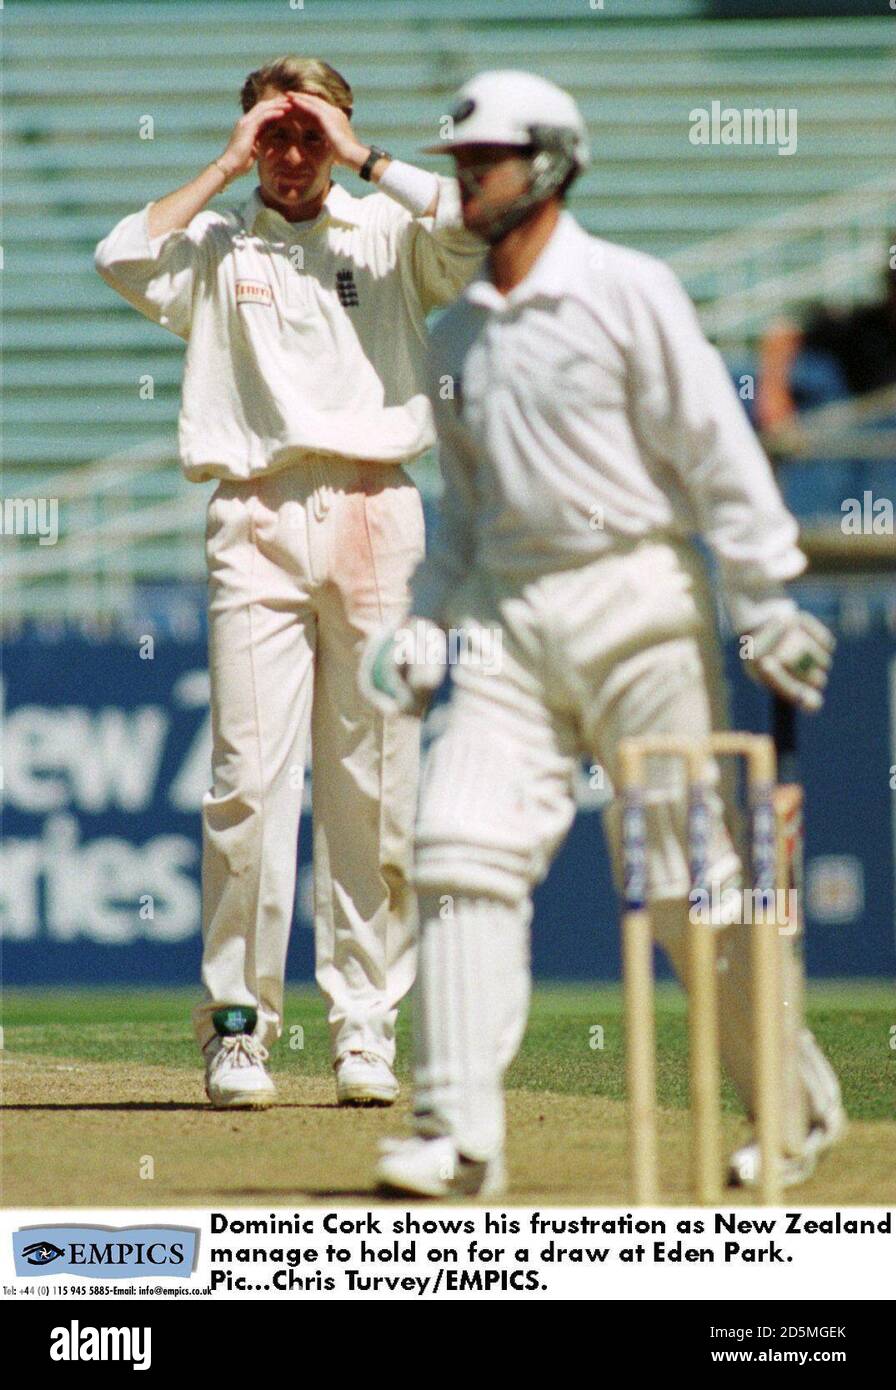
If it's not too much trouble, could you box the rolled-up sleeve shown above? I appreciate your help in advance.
[628,263,806,633]
[400,176,485,314]
[94,205,219,340]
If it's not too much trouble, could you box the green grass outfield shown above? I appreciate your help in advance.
[4,982,893,1121]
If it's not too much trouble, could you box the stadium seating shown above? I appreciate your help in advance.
[4,0,894,615]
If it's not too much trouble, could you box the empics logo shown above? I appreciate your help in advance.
[13,1224,199,1278]
[50,1321,151,1372]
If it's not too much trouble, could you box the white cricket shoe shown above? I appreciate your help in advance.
[204,1034,276,1109]
[376,1135,507,1199]
[728,1103,847,1190]
[335,1051,399,1107]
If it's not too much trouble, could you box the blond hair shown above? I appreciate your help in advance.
[240,56,353,117]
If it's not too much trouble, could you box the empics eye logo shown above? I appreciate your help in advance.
[21,1240,65,1266]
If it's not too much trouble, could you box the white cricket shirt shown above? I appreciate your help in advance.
[412,211,807,635]
[95,179,484,480]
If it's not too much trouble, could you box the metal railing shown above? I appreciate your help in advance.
[669,177,896,350]
[1,444,205,625]
[763,384,896,461]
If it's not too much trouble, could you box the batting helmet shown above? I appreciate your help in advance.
[423,70,590,240]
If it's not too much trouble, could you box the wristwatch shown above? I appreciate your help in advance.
[359,146,391,182]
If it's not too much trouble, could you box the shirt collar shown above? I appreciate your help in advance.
[464,212,596,311]
[242,181,362,236]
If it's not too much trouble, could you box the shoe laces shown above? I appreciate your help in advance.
[343,1050,386,1067]
[214,1034,269,1070]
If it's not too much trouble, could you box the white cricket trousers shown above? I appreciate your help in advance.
[192,456,424,1061]
[410,539,839,1160]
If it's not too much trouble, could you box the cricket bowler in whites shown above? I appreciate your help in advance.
[363,71,845,1196]
[96,57,482,1108]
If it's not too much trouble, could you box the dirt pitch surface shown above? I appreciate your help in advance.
[3,985,894,1207]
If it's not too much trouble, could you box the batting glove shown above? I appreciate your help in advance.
[744,609,835,713]
[358,616,447,717]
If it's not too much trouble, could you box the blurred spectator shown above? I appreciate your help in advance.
[756,246,896,430]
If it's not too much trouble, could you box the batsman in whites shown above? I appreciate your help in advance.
[363,70,845,1199]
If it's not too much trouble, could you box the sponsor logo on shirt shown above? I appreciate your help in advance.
[336,268,360,307]
[235,279,273,307]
